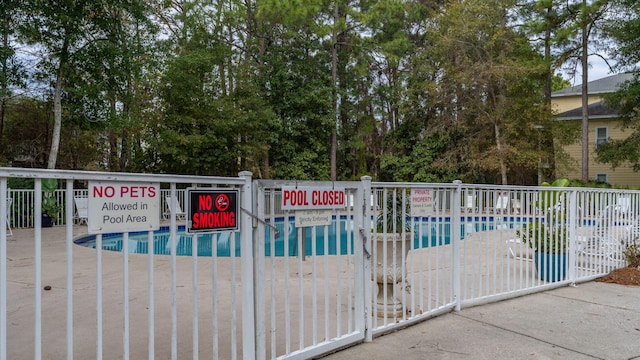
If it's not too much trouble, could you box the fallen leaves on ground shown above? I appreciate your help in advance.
[595,266,640,286]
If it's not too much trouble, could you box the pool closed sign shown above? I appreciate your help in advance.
[187,188,239,233]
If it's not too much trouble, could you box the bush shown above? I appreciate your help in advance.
[516,221,568,254]
[8,177,34,189]
[622,238,640,267]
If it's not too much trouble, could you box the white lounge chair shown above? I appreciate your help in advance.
[578,205,630,267]
[512,199,521,215]
[614,195,632,218]
[491,193,510,214]
[462,194,477,213]
[74,197,88,225]
[165,196,186,220]
[506,237,530,260]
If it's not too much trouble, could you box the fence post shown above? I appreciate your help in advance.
[0,178,7,360]
[452,180,462,311]
[360,176,373,342]
[567,189,578,284]
[239,171,256,360]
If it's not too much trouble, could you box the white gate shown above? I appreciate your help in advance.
[252,180,368,359]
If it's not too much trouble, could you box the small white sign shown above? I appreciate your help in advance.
[410,188,435,216]
[282,186,346,210]
[88,181,160,234]
[295,209,333,227]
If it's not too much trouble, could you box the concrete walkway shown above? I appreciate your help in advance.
[5,225,640,359]
[321,281,640,360]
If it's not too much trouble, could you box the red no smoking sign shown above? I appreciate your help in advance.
[186,188,239,233]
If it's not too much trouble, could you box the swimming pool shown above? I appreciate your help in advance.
[74,216,527,257]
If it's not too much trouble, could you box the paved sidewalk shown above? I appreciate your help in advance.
[5,225,640,359]
[321,281,640,360]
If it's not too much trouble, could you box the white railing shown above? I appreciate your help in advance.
[2,168,638,360]
[0,168,253,360]
[364,182,638,336]
[5,188,188,229]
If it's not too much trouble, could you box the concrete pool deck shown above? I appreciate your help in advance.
[322,281,640,360]
[4,225,640,359]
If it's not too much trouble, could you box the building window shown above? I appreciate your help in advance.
[596,127,608,147]
[595,173,608,183]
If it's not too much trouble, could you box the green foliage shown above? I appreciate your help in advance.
[380,129,460,182]
[551,74,572,91]
[516,221,568,254]
[7,177,34,189]
[537,177,570,222]
[518,177,570,253]
[375,190,411,233]
[568,178,611,188]
[622,237,640,267]
[41,178,61,220]
[540,177,570,187]
[6,0,634,184]
[402,0,552,185]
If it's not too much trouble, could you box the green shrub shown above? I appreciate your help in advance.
[622,238,640,267]
[516,221,568,254]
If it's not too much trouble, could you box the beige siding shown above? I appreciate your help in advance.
[556,118,640,187]
[552,95,603,114]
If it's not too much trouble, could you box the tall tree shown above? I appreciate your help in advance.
[411,0,550,184]
[0,0,26,158]
[577,0,609,182]
[519,1,586,100]
[20,0,148,169]
[594,0,640,170]
[550,0,610,181]
[520,0,611,182]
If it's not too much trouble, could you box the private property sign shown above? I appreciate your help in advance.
[281,186,346,210]
[186,188,239,233]
[410,188,435,216]
[88,181,161,234]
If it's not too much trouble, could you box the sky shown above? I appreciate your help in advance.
[566,54,625,86]
[586,57,614,81]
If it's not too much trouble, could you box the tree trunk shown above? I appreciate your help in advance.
[581,0,589,183]
[47,63,64,169]
[0,31,8,154]
[544,3,552,102]
[47,32,69,169]
[330,1,339,181]
[495,122,508,185]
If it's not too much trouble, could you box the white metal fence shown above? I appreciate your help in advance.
[1,168,638,360]
[5,188,186,229]
[0,168,253,360]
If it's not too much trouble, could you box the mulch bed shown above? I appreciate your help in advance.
[595,266,640,286]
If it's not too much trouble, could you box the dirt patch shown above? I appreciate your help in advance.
[595,266,640,286]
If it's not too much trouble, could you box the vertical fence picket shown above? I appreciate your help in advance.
[34,179,42,360]
[65,180,74,360]
[147,231,155,360]
[0,179,7,360]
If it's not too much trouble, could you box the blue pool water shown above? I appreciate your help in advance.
[74,216,525,257]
